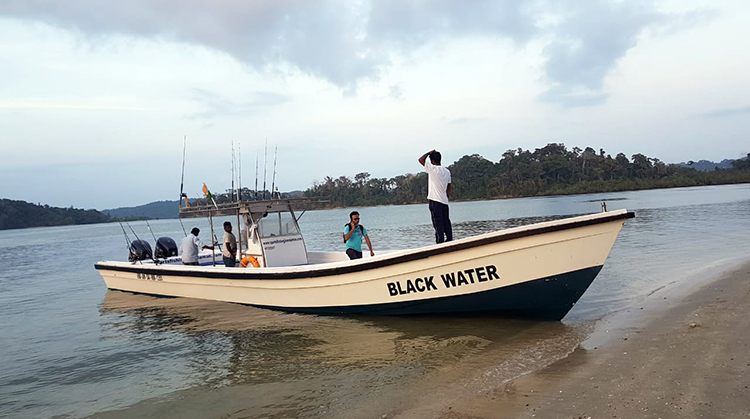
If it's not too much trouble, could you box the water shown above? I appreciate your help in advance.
[0,184,748,418]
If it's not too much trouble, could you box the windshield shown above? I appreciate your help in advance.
[257,211,300,238]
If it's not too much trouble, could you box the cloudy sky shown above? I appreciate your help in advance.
[0,0,747,209]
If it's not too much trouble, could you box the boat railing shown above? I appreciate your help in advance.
[179,197,328,219]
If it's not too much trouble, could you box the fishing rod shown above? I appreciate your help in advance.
[231,140,235,202]
[206,211,222,266]
[262,138,268,200]
[178,135,188,236]
[145,220,158,243]
[119,221,145,264]
[178,217,188,237]
[238,142,242,202]
[125,221,155,263]
[271,144,278,199]
[254,151,259,200]
[118,221,133,259]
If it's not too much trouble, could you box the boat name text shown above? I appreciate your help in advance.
[137,273,163,281]
[387,265,500,297]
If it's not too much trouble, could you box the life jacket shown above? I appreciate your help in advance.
[343,224,365,243]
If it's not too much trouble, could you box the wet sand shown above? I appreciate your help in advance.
[428,260,750,419]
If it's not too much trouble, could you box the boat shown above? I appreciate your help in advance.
[95,199,634,320]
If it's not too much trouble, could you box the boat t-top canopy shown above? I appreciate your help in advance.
[178,198,316,219]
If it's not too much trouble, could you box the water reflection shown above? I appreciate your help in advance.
[95,291,592,418]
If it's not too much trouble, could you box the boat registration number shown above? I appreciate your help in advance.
[137,273,163,281]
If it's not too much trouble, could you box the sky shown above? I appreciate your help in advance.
[0,0,748,210]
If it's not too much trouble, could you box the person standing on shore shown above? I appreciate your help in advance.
[419,149,453,243]
[179,227,214,266]
[343,211,374,259]
[222,221,238,267]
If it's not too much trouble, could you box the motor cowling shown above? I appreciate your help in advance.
[155,237,178,259]
[129,240,153,262]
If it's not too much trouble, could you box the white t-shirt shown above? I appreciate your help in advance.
[425,160,451,204]
[223,231,237,258]
[179,234,205,264]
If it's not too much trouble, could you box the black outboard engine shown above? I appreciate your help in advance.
[155,237,178,259]
[129,240,153,262]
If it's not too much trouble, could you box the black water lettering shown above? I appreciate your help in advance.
[397,281,407,295]
[406,280,417,294]
[387,283,398,296]
[441,273,456,288]
[476,267,488,282]
[486,265,500,280]
[415,278,425,292]
[457,271,469,286]
[464,269,476,283]
[425,276,437,290]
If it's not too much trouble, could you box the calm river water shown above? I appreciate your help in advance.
[1,184,749,418]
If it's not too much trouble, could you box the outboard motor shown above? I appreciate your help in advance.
[129,240,153,262]
[155,237,178,259]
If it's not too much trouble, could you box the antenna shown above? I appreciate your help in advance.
[262,138,268,200]
[271,144,278,199]
[254,151,258,200]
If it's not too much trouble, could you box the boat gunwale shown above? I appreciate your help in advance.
[95,210,634,280]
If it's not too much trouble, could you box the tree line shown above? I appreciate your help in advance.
[302,144,750,207]
[0,199,113,230]
[6,144,745,230]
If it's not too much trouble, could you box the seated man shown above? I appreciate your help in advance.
[343,211,374,260]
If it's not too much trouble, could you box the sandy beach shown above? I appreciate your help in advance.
[430,260,750,419]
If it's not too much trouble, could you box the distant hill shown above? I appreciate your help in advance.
[0,199,111,230]
[676,159,735,172]
[102,200,181,219]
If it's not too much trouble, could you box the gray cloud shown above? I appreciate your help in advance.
[388,85,404,101]
[537,1,662,106]
[0,0,707,106]
[537,1,716,107]
[188,89,291,119]
[367,0,538,47]
[702,106,750,118]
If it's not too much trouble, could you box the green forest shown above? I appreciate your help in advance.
[301,144,750,207]
[191,144,750,209]
[0,199,112,230]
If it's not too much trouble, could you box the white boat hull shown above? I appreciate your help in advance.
[96,210,634,320]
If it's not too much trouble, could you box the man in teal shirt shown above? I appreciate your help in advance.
[343,211,374,260]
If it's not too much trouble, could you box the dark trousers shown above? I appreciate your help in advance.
[429,200,453,243]
[223,256,236,267]
[346,249,363,260]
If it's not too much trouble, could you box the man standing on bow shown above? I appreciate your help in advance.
[419,149,453,243]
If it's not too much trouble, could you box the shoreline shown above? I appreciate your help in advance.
[423,257,750,419]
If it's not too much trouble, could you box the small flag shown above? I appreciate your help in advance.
[202,183,218,209]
